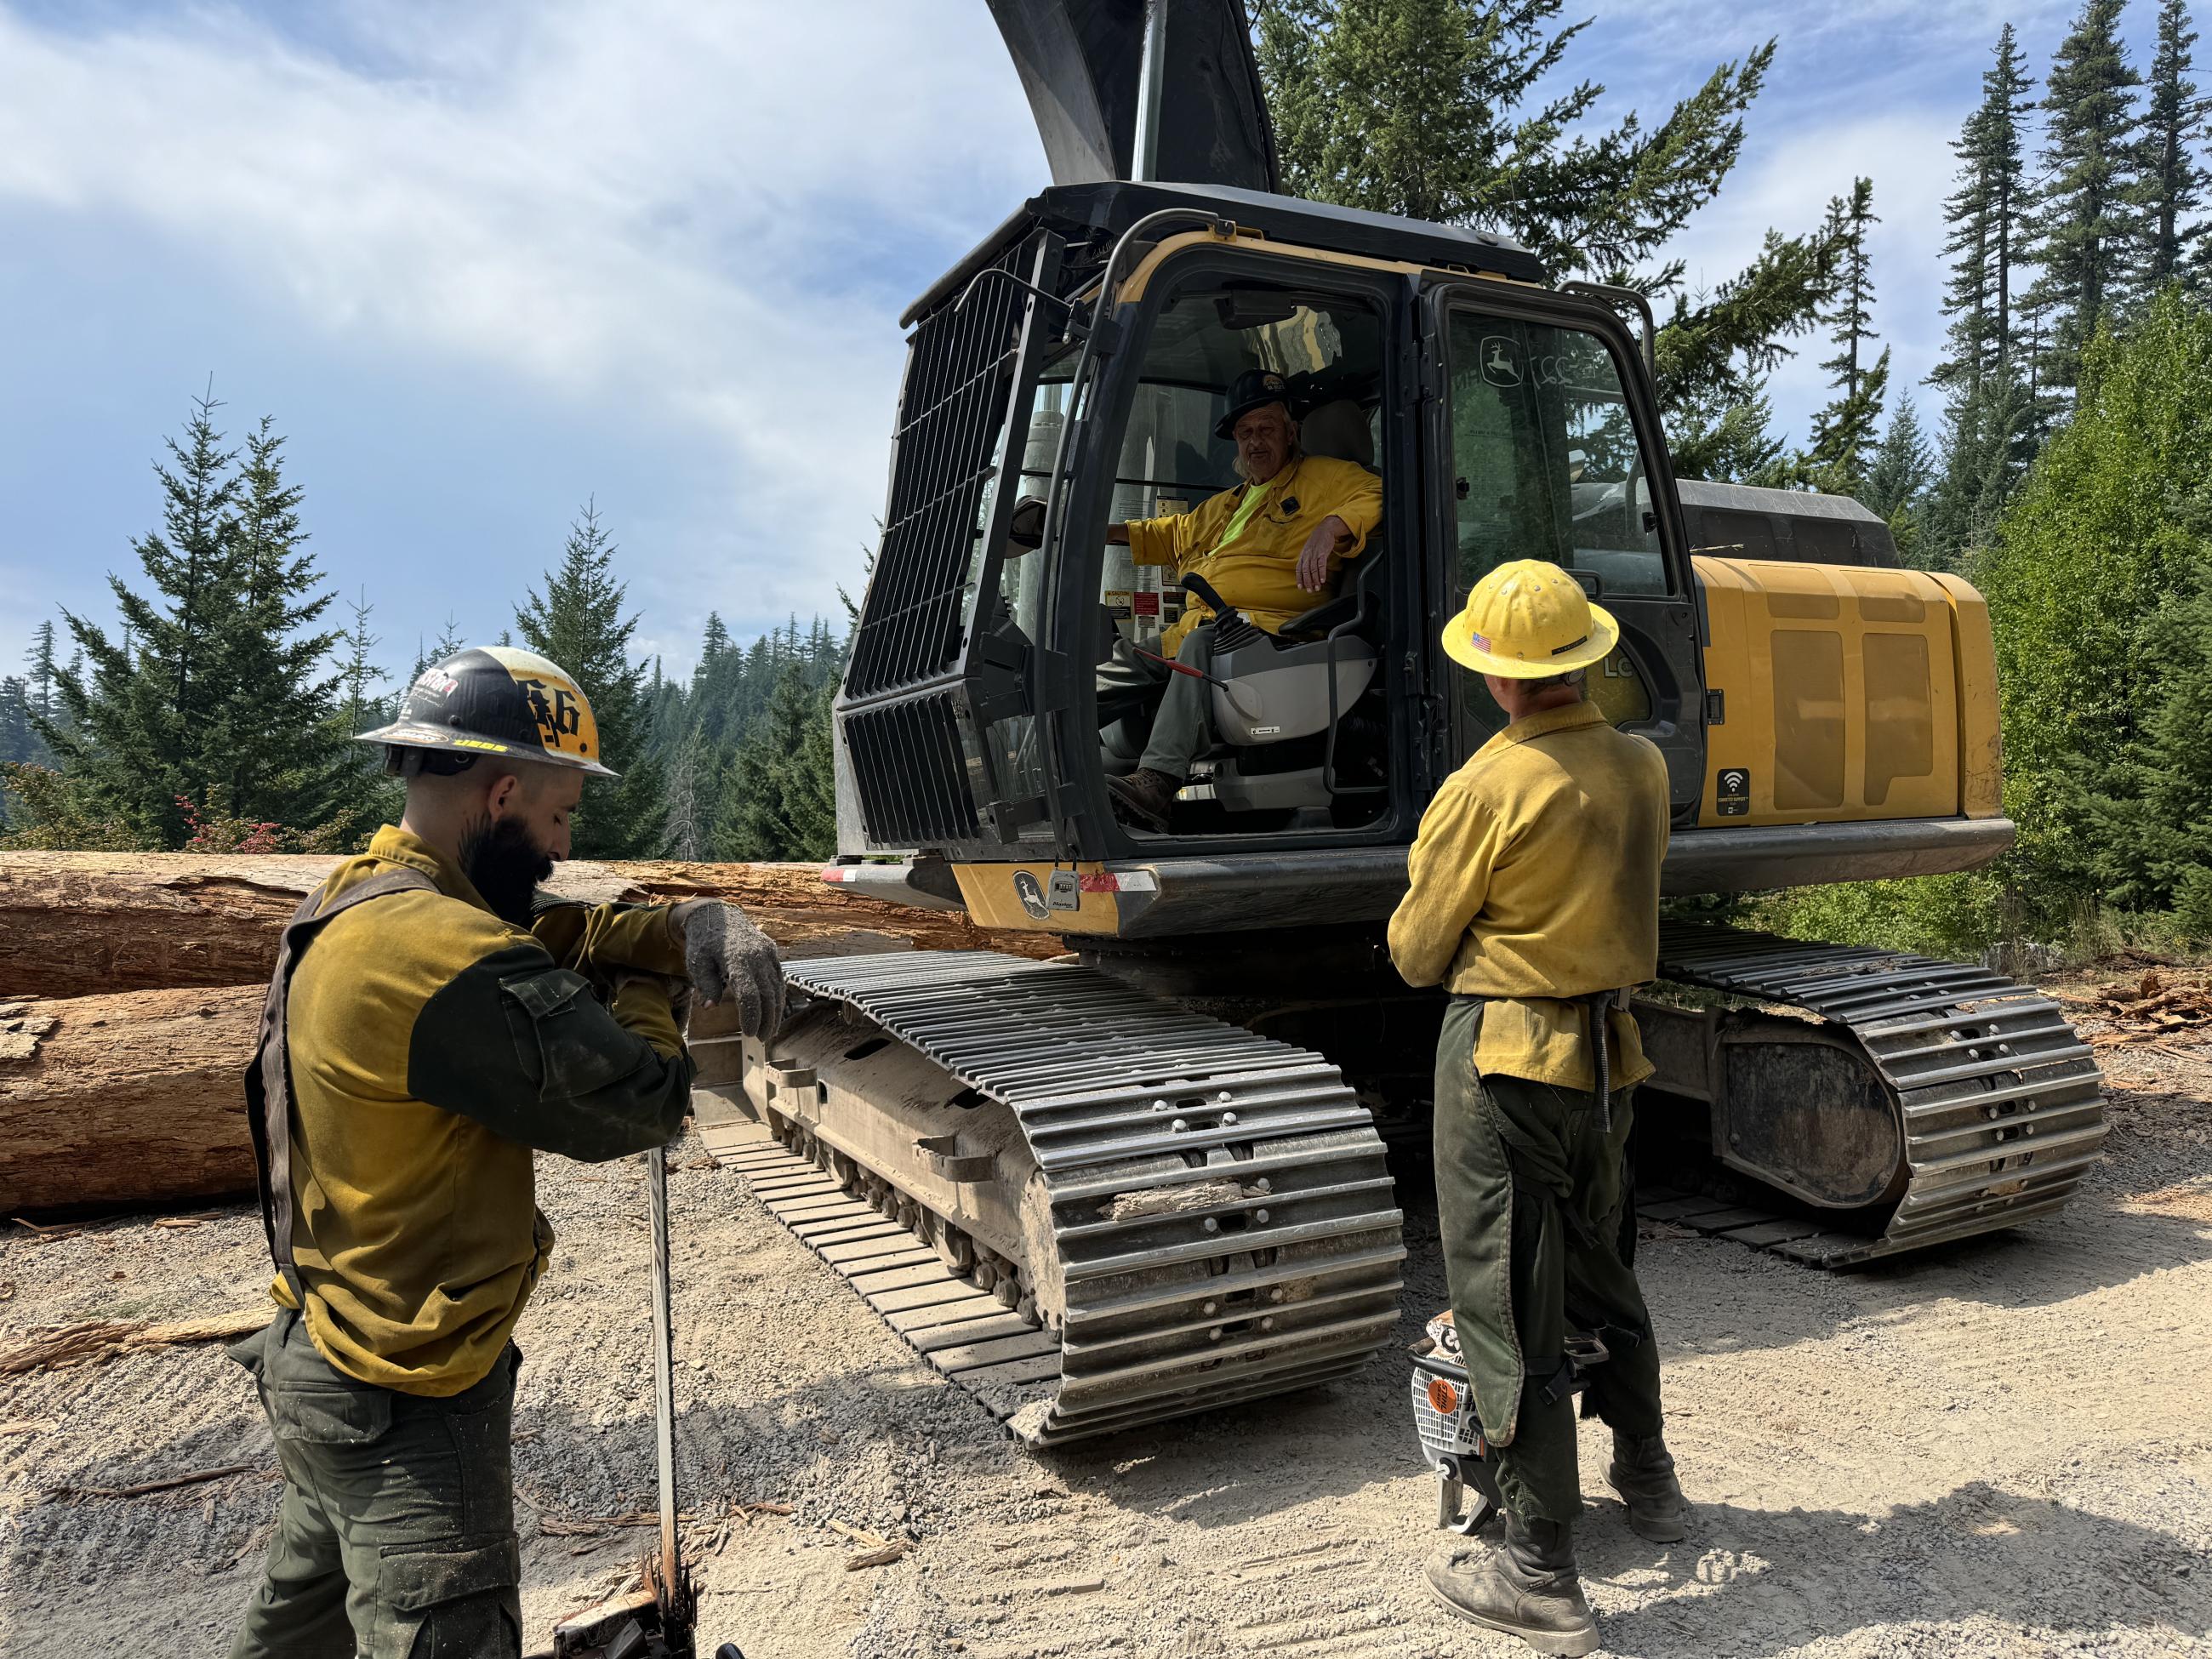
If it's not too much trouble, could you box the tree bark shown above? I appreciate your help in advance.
[0,853,1055,1000]
[0,986,264,1214]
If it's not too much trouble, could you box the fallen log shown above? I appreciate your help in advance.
[0,852,1054,1000]
[0,986,265,1213]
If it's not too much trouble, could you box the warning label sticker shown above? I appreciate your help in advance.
[1716,767,1751,817]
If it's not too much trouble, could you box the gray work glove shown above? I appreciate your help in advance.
[672,898,784,1035]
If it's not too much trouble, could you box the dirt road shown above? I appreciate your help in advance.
[4,1046,2208,1656]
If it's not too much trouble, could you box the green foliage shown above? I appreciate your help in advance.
[37,394,359,849]
[515,502,667,859]
[1862,395,1936,562]
[2131,0,2212,295]
[2025,0,2145,393]
[0,763,152,852]
[712,667,836,862]
[1980,288,2212,909]
[1753,871,2014,965]
[2071,557,2212,912]
[1251,0,1842,439]
[1935,26,2038,396]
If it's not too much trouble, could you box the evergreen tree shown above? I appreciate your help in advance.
[338,589,384,734]
[514,501,666,858]
[1253,3,1845,430]
[1800,180,1886,491]
[1934,26,2038,396]
[2024,0,2144,394]
[2130,0,2212,294]
[25,620,59,736]
[697,612,731,678]
[205,416,355,834]
[1924,370,2038,567]
[1862,396,1936,562]
[43,391,243,844]
[713,665,835,861]
[0,678,33,767]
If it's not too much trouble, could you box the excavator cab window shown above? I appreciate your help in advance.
[1091,272,1392,835]
[1442,304,1680,755]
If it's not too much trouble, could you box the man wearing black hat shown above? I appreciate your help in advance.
[1097,368,1382,830]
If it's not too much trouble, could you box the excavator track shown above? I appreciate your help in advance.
[710,951,1406,1446]
[1639,924,2109,1266]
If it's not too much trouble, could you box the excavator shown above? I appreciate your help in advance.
[709,0,2108,1449]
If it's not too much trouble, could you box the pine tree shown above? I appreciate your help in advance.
[1862,395,1936,563]
[2131,0,2212,294]
[205,416,354,834]
[0,678,34,767]
[1253,2,1844,429]
[514,501,666,858]
[713,666,836,861]
[43,391,244,844]
[338,589,384,733]
[2025,0,2145,393]
[1666,377,1791,484]
[25,621,58,736]
[1934,28,2038,396]
[698,613,731,678]
[1800,180,1886,491]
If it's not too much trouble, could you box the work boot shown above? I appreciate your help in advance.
[1106,767,1179,830]
[1606,1432,1687,1543]
[1424,1513,1598,1656]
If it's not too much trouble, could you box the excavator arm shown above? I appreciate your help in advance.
[986,0,1278,190]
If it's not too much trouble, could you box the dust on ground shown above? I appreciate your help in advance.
[4,1045,2209,1658]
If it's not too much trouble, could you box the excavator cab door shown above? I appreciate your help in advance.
[1419,282,1707,821]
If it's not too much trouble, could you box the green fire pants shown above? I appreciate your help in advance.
[1431,997,1667,1524]
[226,1308,523,1658]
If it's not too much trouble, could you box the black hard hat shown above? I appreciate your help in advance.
[1216,368,1295,440]
[356,646,619,778]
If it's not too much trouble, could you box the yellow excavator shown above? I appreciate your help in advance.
[714,0,2107,1447]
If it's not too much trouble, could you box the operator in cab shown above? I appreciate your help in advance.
[1387,563,1687,1657]
[225,647,784,1659]
[1097,367,1381,829]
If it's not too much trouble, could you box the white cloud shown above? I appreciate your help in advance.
[0,1,1049,666]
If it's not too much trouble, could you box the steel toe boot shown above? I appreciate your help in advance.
[1606,1432,1687,1542]
[1423,1512,1598,1656]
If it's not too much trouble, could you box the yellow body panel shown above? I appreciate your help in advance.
[1694,556,1999,829]
[954,862,1126,933]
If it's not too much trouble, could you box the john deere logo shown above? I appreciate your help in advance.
[1013,870,1050,921]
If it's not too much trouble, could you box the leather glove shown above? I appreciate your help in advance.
[672,899,784,1035]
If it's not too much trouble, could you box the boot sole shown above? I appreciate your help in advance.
[1605,1474,1686,1543]
[1423,1576,1599,1656]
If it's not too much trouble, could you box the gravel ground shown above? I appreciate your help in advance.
[3,1036,2209,1658]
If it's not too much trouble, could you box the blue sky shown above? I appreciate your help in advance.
[0,0,2148,692]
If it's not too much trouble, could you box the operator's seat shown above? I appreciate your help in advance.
[1298,397,1375,470]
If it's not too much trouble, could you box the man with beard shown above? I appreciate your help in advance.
[226,646,783,1659]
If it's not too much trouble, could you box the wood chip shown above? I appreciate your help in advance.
[745,1502,793,1517]
[826,1518,889,1550]
[845,1543,909,1571]
[0,1309,268,1376]
[152,1217,202,1229]
[0,1420,54,1435]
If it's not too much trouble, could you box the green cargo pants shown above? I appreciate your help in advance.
[227,1308,523,1659]
[1431,997,1666,1524]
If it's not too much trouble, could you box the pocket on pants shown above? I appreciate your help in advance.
[270,1381,392,1446]
[375,1533,522,1658]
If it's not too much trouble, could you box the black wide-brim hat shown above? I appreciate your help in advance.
[1216,368,1295,440]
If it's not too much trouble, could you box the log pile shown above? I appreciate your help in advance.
[0,853,1056,1215]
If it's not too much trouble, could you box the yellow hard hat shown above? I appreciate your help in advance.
[1441,560,1620,678]
[356,645,619,777]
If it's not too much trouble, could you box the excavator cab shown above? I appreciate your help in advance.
[835,181,1706,875]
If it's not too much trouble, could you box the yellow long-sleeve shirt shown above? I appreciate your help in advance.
[1126,453,1383,653]
[1388,701,1671,1091]
[276,825,694,1395]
